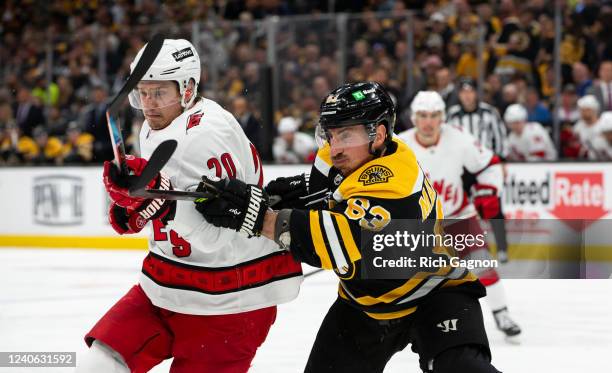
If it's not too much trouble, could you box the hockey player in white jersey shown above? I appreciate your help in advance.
[587,112,612,160]
[78,38,302,373]
[398,91,521,340]
[504,103,557,161]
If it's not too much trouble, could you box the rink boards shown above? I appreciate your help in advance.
[0,163,611,263]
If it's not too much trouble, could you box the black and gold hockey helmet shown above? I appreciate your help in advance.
[317,81,396,149]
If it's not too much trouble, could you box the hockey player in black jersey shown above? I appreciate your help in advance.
[194,82,501,373]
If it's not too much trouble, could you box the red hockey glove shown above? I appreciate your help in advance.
[103,155,168,209]
[472,185,500,220]
[108,198,175,235]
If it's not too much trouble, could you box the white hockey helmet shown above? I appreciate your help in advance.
[577,94,600,113]
[128,38,201,110]
[504,104,528,123]
[410,91,446,122]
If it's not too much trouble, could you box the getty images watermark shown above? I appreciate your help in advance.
[360,219,500,280]
[369,229,497,271]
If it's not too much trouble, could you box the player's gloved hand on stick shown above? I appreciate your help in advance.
[108,200,174,235]
[264,173,309,209]
[103,155,169,209]
[472,184,500,219]
[194,176,269,237]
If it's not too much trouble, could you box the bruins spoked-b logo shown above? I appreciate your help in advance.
[358,165,394,186]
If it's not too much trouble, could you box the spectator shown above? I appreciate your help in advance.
[572,62,593,97]
[587,112,612,160]
[504,104,557,161]
[0,122,19,165]
[420,54,443,90]
[501,83,520,114]
[47,106,70,137]
[557,84,580,125]
[435,67,458,107]
[312,76,330,103]
[17,126,63,165]
[525,87,552,128]
[484,74,504,110]
[231,96,261,151]
[574,95,602,157]
[80,84,110,162]
[61,121,94,164]
[272,117,316,164]
[587,60,612,112]
[13,86,45,137]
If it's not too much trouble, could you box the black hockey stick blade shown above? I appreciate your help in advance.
[107,33,165,116]
[131,176,222,201]
[128,139,178,196]
[132,188,218,201]
[106,33,165,173]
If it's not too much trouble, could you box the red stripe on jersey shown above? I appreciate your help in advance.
[250,143,264,187]
[142,251,302,295]
[530,150,546,158]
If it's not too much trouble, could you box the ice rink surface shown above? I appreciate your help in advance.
[1,248,611,372]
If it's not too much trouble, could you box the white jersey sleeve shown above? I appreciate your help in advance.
[456,127,503,193]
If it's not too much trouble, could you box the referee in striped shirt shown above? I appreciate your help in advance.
[447,77,510,262]
[447,78,508,158]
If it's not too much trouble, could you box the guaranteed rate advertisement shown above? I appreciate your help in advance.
[503,163,609,222]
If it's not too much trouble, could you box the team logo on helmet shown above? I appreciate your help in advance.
[325,94,339,104]
[358,165,394,186]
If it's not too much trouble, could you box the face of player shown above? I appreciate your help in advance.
[414,111,443,146]
[579,108,598,124]
[327,124,385,176]
[509,120,526,135]
[136,81,183,130]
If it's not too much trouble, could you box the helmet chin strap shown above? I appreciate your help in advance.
[366,123,388,157]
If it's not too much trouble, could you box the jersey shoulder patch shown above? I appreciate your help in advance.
[335,139,422,201]
[186,111,204,131]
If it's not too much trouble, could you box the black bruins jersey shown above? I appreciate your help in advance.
[287,138,485,320]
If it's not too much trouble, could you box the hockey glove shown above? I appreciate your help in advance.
[472,185,500,220]
[103,155,171,209]
[108,199,175,235]
[194,176,269,237]
[264,173,309,209]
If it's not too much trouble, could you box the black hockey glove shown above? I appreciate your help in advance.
[265,173,310,209]
[194,176,269,237]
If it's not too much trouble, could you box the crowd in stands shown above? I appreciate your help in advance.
[1,0,612,166]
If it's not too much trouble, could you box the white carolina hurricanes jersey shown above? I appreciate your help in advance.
[138,98,302,315]
[507,122,557,161]
[398,124,502,219]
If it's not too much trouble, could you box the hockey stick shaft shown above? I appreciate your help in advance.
[106,33,165,174]
[131,188,217,201]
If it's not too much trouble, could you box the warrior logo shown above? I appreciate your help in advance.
[358,165,394,186]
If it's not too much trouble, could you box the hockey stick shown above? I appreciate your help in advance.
[129,139,177,193]
[107,33,165,174]
[125,138,219,201]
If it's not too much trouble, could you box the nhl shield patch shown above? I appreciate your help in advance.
[358,165,394,186]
